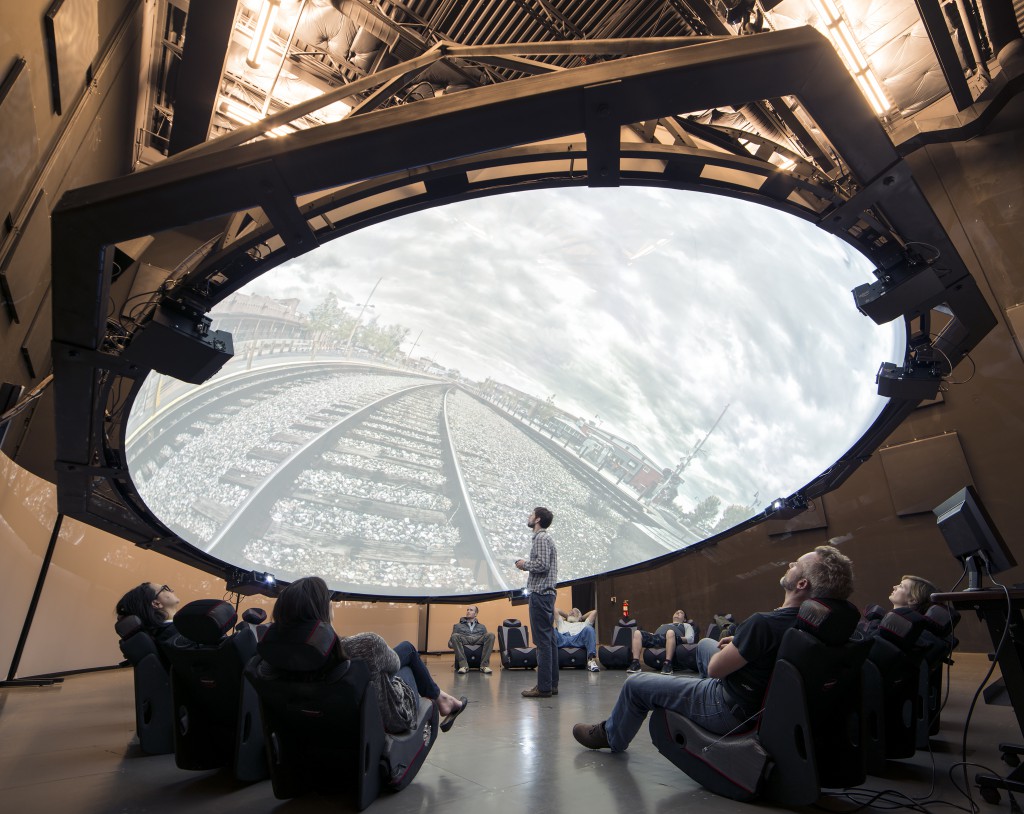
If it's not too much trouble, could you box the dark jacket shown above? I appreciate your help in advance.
[449,617,488,645]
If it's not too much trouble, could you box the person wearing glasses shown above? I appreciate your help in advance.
[115,583,181,643]
[449,605,495,674]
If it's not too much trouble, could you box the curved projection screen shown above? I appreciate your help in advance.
[125,187,902,597]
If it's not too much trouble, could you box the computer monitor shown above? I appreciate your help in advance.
[933,485,1016,591]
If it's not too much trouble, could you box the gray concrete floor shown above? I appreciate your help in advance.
[0,653,1017,813]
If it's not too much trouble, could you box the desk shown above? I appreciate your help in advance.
[933,589,1024,803]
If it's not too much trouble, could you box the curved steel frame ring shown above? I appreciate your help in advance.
[49,27,996,600]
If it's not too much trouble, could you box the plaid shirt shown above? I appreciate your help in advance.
[523,529,558,594]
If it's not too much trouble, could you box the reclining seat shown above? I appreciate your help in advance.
[598,617,636,669]
[917,604,957,747]
[649,598,870,805]
[162,599,266,781]
[863,607,927,770]
[244,619,438,809]
[115,615,173,755]
[642,618,701,672]
[447,634,483,671]
[497,619,538,669]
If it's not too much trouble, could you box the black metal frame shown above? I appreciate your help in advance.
[50,28,996,601]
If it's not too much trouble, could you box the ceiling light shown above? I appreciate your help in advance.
[219,98,295,137]
[246,0,280,70]
[809,0,892,116]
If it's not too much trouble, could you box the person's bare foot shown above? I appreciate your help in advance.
[436,691,462,716]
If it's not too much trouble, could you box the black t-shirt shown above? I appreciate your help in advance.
[723,606,800,713]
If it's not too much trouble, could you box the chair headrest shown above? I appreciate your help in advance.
[502,619,523,628]
[879,608,925,648]
[922,604,953,637]
[115,615,144,640]
[242,607,268,625]
[795,598,860,645]
[258,620,339,672]
[173,599,237,645]
[615,618,638,628]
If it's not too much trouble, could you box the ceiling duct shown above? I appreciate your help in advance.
[331,0,400,49]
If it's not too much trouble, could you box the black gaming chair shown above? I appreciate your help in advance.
[641,620,700,672]
[162,599,266,780]
[557,644,589,668]
[447,633,483,670]
[245,620,438,809]
[115,616,174,755]
[598,617,636,669]
[863,608,927,771]
[916,604,957,747]
[497,619,538,668]
[650,598,870,805]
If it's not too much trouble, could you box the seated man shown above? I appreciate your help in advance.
[626,610,696,675]
[555,608,600,672]
[449,605,495,674]
[572,544,854,751]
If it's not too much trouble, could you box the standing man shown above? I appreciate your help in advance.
[572,544,854,750]
[449,605,495,674]
[516,506,558,698]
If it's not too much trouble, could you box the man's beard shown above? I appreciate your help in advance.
[779,573,798,592]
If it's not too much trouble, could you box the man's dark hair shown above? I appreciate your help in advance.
[273,576,333,626]
[115,583,166,634]
[534,506,553,528]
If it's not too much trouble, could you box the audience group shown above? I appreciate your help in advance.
[118,547,952,764]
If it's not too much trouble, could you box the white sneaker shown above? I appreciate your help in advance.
[587,659,600,672]
[456,666,468,674]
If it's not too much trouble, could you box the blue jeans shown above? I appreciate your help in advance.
[394,640,439,700]
[695,637,718,676]
[555,625,597,657]
[604,641,746,752]
[528,592,558,692]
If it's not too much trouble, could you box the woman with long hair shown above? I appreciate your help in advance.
[115,582,181,642]
[272,576,467,734]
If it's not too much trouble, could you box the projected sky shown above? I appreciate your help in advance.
[126,186,903,597]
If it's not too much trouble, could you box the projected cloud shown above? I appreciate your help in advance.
[125,186,902,598]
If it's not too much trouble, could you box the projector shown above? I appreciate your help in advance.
[875,362,941,401]
[123,302,233,384]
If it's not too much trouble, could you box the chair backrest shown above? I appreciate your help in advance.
[499,619,529,650]
[163,599,264,777]
[609,617,636,648]
[115,615,174,755]
[116,615,162,666]
[246,620,386,808]
[759,598,870,803]
[878,608,926,649]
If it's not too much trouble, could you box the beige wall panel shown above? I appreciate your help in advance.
[0,455,59,677]
[878,432,974,516]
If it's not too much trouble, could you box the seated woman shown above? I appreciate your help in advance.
[890,575,938,614]
[272,576,468,734]
[860,574,938,637]
[115,583,181,643]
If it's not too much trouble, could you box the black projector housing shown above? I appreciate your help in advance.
[875,362,941,401]
[123,303,233,384]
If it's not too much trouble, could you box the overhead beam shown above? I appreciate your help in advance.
[167,0,237,155]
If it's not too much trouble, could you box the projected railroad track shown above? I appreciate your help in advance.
[127,364,690,596]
